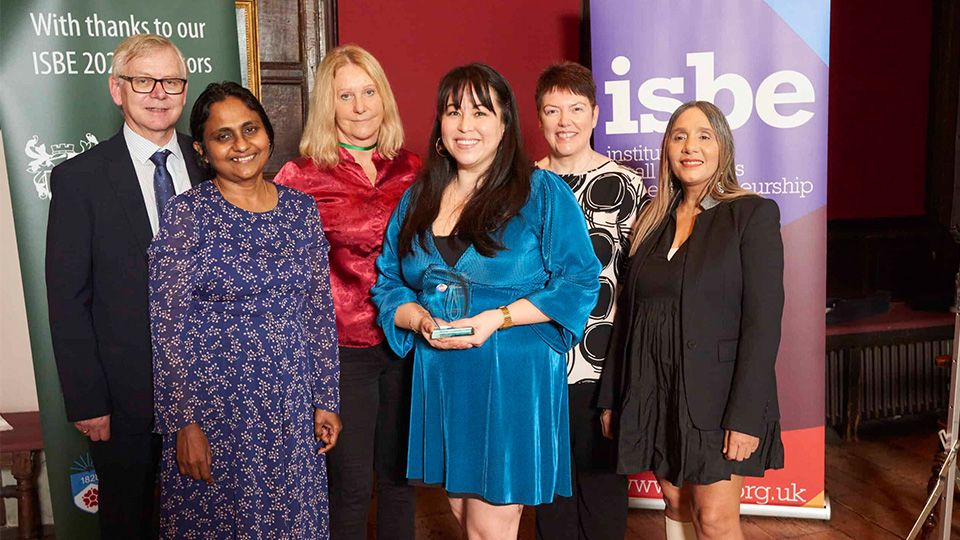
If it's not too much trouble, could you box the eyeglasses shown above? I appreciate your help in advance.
[117,75,187,95]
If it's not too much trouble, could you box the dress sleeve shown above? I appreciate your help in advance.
[371,193,419,357]
[303,204,340,413]
[524,171,602,353]
[149,196,201,434]
[721,198,785,437]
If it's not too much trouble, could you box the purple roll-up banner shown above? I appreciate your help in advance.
[591,0,829,518]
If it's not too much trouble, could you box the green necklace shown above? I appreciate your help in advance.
[338,141,377,151]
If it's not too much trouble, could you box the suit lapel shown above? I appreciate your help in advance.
[178,133,206,186]
[681,202,723,300]
[104,131,153,256]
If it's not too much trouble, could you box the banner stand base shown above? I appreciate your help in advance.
[628,494,832,520]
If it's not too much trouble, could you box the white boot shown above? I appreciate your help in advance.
[665,515,698,539]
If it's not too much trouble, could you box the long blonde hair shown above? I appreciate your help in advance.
[629,101,755,255]
[300,44,404,168]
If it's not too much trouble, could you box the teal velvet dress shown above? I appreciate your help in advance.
[371,170,601,505]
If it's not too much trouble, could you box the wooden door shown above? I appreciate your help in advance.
[255,0,336,177]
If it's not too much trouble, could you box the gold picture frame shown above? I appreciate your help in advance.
[235,0,261,99]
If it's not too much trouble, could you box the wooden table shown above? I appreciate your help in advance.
[0,412,43,540]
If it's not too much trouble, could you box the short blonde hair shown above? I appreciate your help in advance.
[111,34,187,80]
[300,44,404,169]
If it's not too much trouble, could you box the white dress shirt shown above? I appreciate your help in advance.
[123,123,193,234]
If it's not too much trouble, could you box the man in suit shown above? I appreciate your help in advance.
[45,34,205,539]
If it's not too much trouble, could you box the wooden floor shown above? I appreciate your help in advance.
[2,416,956,539]
[414,416,960,540]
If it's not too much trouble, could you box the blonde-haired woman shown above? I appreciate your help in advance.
[274,44,420,540]
[598,101,785,540]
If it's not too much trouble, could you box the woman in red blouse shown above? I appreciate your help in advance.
[274,44,420,540]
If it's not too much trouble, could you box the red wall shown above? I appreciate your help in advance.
[827,1,932,220]
[341,1,934,221]
[338,0,581,164]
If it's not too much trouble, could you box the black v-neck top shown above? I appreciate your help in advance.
[434,235,471,267]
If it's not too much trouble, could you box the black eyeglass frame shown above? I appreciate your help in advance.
[117,75,188,95]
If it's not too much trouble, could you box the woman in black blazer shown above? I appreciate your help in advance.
[598,100,784,540]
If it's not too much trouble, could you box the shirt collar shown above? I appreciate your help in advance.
[700,193,720,210]
[123,123,183,166]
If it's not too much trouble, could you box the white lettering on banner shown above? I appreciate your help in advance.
[30,12,82,36]
[741,484,771,505]
[756,71,816,128]
[605,52,816,133]
[776,483,807,503]
[638,77,684,133]
[32,51,79,75]
[629,479,811,505]
[186,57,214,74]
[28,12,207,40]
[24,13,214,78]
[604,81,638,134]
[740,177,814,198]
[628,478,663,494]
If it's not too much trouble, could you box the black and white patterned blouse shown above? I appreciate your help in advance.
[555,160,648,384]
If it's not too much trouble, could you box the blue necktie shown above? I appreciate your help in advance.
[149,149,176,218]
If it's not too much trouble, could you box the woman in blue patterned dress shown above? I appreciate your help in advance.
[149,82,341,540]
[371,64,601,539]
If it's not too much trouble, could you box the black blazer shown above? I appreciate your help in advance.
[598,195,784,438]
[45,130,205,434]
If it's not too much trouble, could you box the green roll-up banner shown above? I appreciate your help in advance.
[0,0,241,534]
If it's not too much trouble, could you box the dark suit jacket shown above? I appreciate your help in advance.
[598,195,784,438]
[46,129,205,434]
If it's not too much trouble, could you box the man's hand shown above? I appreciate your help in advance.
[74,414,110,442]
[176,423,214,483]
[314,409,342,454]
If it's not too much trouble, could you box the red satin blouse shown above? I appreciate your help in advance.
[274,147,420,348]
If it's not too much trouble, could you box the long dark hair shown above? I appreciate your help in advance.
[189,81,275,176]
[397,63,531,258]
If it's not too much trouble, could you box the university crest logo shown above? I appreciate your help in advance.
[23,133,99,200]
[69,453,99,514]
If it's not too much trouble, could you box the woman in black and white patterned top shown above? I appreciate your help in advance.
[533,61,648,540]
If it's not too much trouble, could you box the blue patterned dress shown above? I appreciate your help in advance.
[149,181,339,539]
[371,170,601,505]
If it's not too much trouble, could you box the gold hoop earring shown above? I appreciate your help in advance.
[435,139,449,157]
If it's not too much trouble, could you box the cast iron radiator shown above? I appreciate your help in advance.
[826,336,953,426]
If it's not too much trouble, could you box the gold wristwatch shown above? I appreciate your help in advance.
[498,305,513,329]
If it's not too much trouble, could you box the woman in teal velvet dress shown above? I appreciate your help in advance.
[371,64,600,539]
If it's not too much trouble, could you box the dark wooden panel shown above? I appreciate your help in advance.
[261,83,303,177]
[261,62,305,83]
[256,0,328,176]
[258,0,301,63]
[925,0,960,229]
